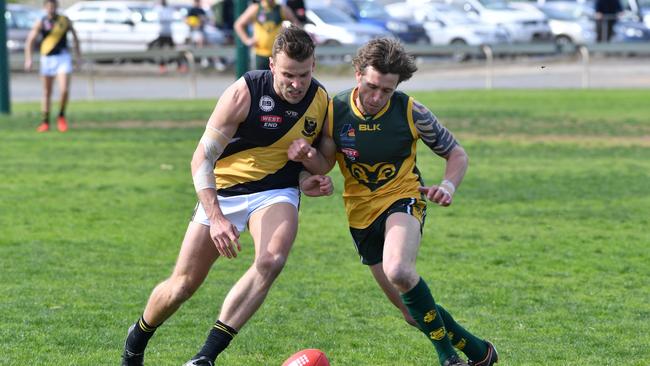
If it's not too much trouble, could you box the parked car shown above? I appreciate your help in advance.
[5,4,43,53]
[435,0,553,43]
[65,1,223,53]
[387,2,510,45]
[537,1,596,45]
[325,0,430,44]
[304,6,391,45]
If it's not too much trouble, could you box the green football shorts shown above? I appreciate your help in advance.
[349,197,426,265]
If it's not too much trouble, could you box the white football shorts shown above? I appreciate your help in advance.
[40,51,73,76]
[191,187,300,232]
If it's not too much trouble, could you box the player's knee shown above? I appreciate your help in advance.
[384,263,416,291]
[254,253,287,279]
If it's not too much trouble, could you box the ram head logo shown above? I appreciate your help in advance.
[349,162,397,191]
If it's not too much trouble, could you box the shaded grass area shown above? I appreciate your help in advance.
[1,90,649,365]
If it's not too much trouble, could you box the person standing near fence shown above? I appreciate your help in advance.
[234,0,301,70]
[24,0,81,133]
[595,0,623,42]
[152,0,185,74]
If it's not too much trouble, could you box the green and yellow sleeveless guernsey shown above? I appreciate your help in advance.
[215,70,328,196]
[253,3,283,57]
[328,88,422,229]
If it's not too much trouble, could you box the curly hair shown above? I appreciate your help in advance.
[352,38,417,84]
[272,25,315,62]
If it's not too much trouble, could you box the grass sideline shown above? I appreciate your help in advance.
[1,90,649,365]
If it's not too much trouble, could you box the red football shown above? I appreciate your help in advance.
[282,348,330,366]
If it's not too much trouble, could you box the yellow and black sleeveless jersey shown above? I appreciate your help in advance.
[253,3,283,57]
[216,70,328,196]
[40,15,70,56]
[328,88,422,229]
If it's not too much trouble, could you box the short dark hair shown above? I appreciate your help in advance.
[272,25,315,62]
[353,38,417,84]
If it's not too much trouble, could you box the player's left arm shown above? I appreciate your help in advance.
[67,19,82,68]
[412,99,468,206]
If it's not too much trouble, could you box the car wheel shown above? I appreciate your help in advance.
[450,39,469,62]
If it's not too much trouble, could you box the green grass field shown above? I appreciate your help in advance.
[1,90,649,365]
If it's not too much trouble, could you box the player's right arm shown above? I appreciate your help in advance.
[191,77,250,258]
[24,19,42,71]
[295,110,338,197]
[234,4,259,47]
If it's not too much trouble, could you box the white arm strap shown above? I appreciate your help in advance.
[193,126,230,193]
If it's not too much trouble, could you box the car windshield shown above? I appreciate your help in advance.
[429,4,473,24]
[6,8,41,29]
[540,4,592,20]
[312,7,355,23]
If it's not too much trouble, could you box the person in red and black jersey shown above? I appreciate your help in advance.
[24,0,80,133]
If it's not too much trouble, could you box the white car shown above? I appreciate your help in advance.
[537,1,596,45]
[304,6,391,45]
[386,2,510,45]
[420,0,553,43]
[65,1,222,53]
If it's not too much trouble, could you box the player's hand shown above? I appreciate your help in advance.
[288,138,317,163]
[245,37,257,47]
[300,175,333,197]
[24,59,32,72]
[209,217,241,258]
[418,185,453,207]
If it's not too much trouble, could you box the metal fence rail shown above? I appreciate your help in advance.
[10,42,650,98]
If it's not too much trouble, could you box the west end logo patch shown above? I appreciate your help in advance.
[302,117,317,137]
[259,95,274,112]
[260,115,283,129]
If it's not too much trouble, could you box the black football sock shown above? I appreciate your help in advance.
[436,305,488,361]
[42,111,50,124]
[195,320,238,361]
[401,277,457,365]
[125,316,158,354]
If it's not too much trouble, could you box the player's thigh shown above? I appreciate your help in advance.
[171,222,219,284]
[56,72,71,92]
[248,203,298,257]
[383,212,422,267]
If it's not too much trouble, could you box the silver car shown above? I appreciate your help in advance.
[5,4,43,53]
[304,6,391,45]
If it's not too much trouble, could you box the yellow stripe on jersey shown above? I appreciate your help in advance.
[327,98,334,137]
[406,96,418,140]
[40,16,69,55]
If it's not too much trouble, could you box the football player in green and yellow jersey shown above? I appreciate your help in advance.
[296,38,499,366]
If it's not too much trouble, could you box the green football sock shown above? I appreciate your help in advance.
[436,305,488,361]
[401,277,457,365]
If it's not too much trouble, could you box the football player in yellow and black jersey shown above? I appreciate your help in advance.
[24,0,80,133]
[234,0,301,70]
[302,38,498,366]
[121,26,332,366]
